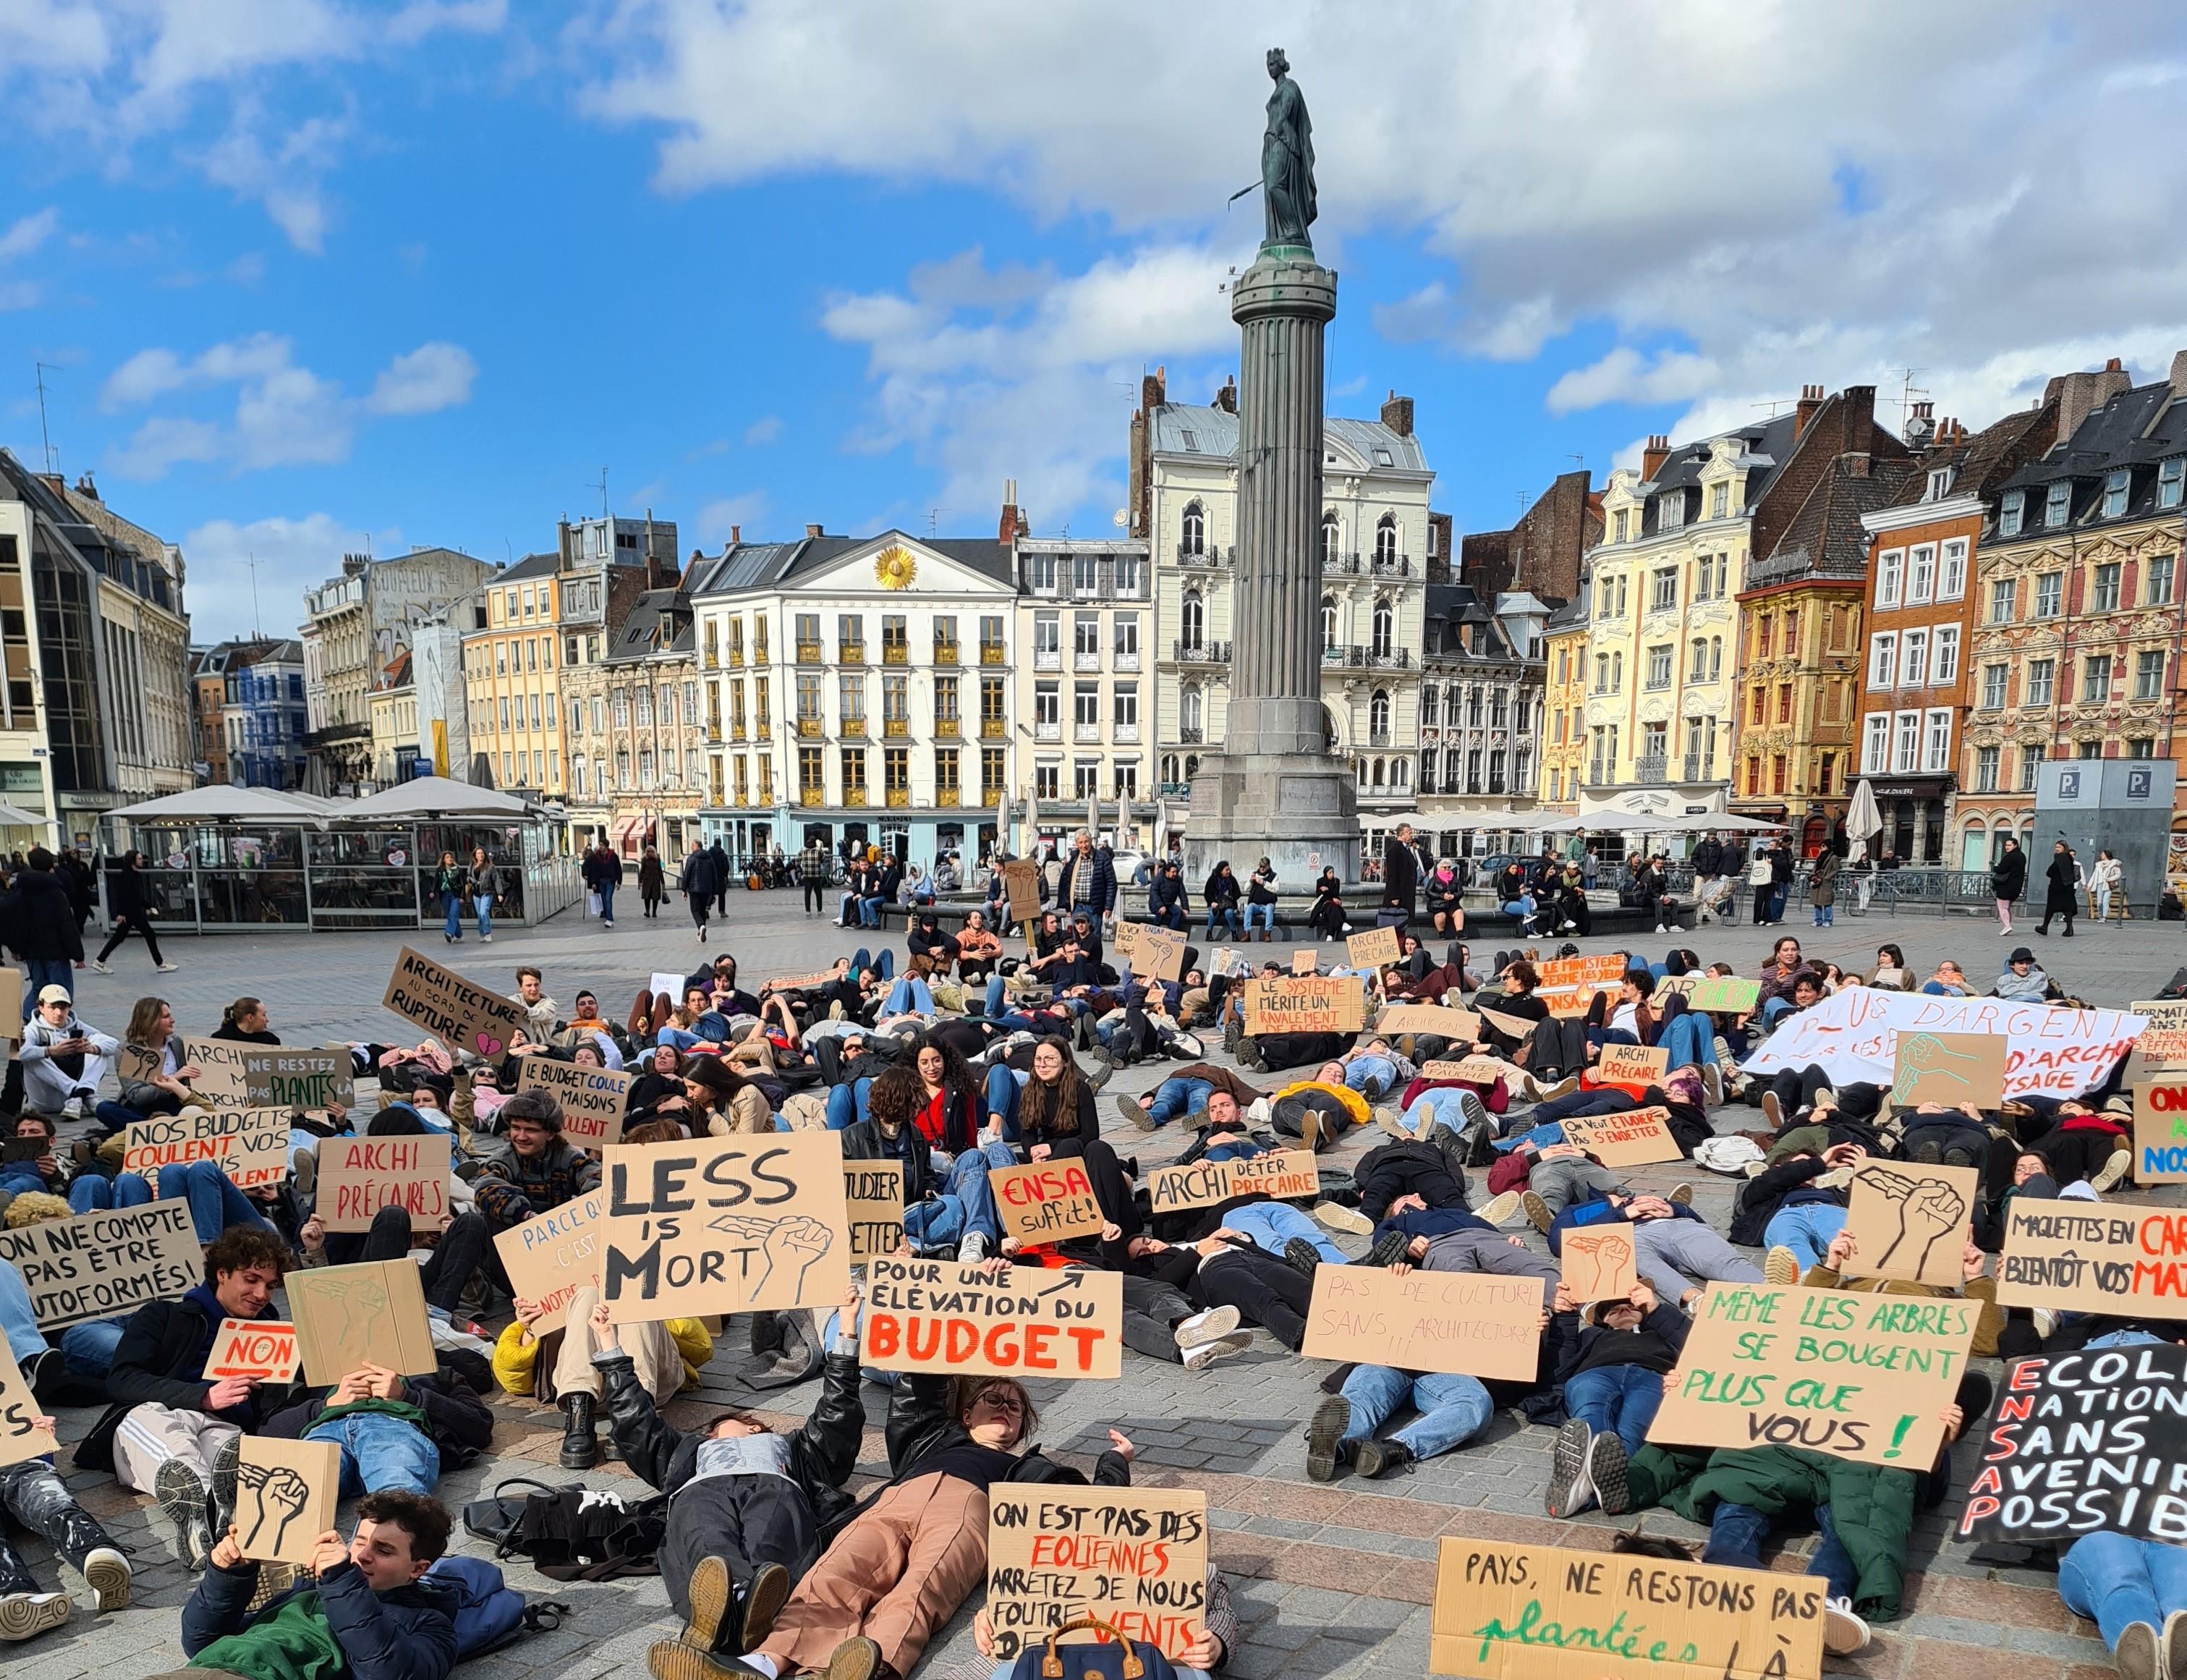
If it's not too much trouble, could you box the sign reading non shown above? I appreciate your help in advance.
[1890,1030,2007,1110]
[844,1161,906,1260]
[2135,1076,2187,1184]
[1346,925,1401,969]
[1241,975,1364,1036]
[1649,1281,1976,1467]
[862,1256,1121,1379]
[492,1189,605,1335]
[288,1260,438,1383]
[514,1053,634,1148]
[315,1134,451,1234]
[987,1488,1207,1663]
[235,1437,342,1568]
[1958,1342,2187,1545]
[1841,1161,1977,1287]
[122,1107,292,1189]
[1995,1200,2187,1320]
[1301,1266,1543,1382]
[242,1048,349,1111]
[0,1201,200,1330]
[206,1318,303,1383]
[1560,1106,1682,1167]
[381,944,529,1060]
[991,1160,1106,1244]
[1145,1150,1319,1216]
[1562,1226,1639,1303]
[600,1134,851,1324]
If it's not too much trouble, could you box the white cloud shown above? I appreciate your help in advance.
[742,415,782,446]
[102,334,477,479]
[0,208,60,263]
[0,282,43,311]
[697,491,768,543]
[181,510,403,639]
[1547,347,1722,416]
[364,341,477,415]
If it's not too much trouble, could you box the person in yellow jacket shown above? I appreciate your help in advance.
[1267,1063,1369,1152]
[493,1283,712,1469]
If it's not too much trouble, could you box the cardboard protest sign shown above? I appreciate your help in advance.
[287,1260,438,1383]
[1890,1030,2007,1111]
[1430,1537,1824,1680]
[0,1201,200,1330]
[2131,1000,2187,1032]
[492,1189,606,1335]
[1687,975,1761,1014]
[1560,1106,1682,1166]
[314,1133,451,1234]
[844,1161,906,1260]
[1958,1341,2187,1545]
[1346,925,1401,968]
[235,1437,341,1568]
[514,1053,634,1148]
[1841,1161,1978,1286]
[1291,949,1317,976]
[1121,922,1184,983]
[760,967,844,994]
[1375,1003,1482,1040]
[1478,1006,1540,1042]
[651,970,697,1006]
[1002,860,1042,928]
[1242,975,1364,1035]
[1210,946,1236,975]
[1145,1149,1319,1216]
[0,970,20,1039]
[1649,1281,1977,1467]
[991,1160,1106,1244]
[2135,1075,2187,1183]
[600,1133,852,1324]
[381,944,528,1060]
[987,1488,1207,1663]
[171,1038,252,1108]
[0,1348,59,1469]
[2138,1030,2187,1069]
[242,1048,349,1111]
[1995,1199,2187,1320]
[862,1256,1122,1379]
[1744,988,2143,1101]
[1301,1266,1543,1382]
[206,1318,302,1383]
[1652,972,1699,1001]
[122,1106,292,1189]
[1420,1056,1508,1085]
[1561,1226,1639,1304]
[1596,1043,1670,1086]
[1540,985,1612,1019]
[1540,954,1625,987]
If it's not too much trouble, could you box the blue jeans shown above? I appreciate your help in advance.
[1245,903,1276,931]
[0,1167,48,1197]
[930,1145,1014,1242]
[158,1160,276,1242]
[1759,996,1796,1026]
[1655,1013,1716,1072]
[858,894,888,928]
[69,1173,155,1215]
[25,958,69,1019]
[597,881,616,922]
[1204,905,1240,937]
[472,894,493,938]
[59,1317,129,1380]
[1704,1501,1856,1605]
[443,892,462,938]
[1338,1365,1493,1460]
[823,1077,874,1131]
[882,977,933,1015]
[1343,1054,1399,1098]
[901,1194,969,1250]
[1403,1087,1485,1140]
[1226,1202,1342,1265]
[1150,904,1185,930]
[1146,1077,1213,1127]
[0,1261,46,1362]
[1812,904,1834,927]
[1564,1364,1664,1456]
[851,946,896,980]
[983,1065,1028,1137]
[1763,1203,1847,1270]
[307,1411,442,1497]
[2060,1531,2187,1650]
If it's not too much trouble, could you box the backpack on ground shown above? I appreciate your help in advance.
[423,1555,566,1660]
[462,1477,668,1582]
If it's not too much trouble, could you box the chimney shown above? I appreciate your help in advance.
[1793,383,1825,438]
[728,525,741,546]
[1141,365,1167,412]
[1903,399,1935,449]
[1844,453,1870,478]
[2044,359,2135,447]
[804,523,824,539]
[1380,390,1415,438]
[1641,434,1671,480]
[1839,385,1876,451]
[2170,349,2187,397]
[557,519,572,565]
[999,478,1020,547]
[72,470,101,503]
[1213,375,1237,415]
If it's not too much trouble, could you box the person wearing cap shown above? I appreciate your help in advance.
[19,985,119,1119]
[1995,946,2051,1002]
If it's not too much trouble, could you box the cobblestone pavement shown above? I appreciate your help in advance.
[14,893,2183,1680]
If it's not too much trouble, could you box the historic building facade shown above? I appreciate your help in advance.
[1414,584,1550,850]
[1540,594,1590,811]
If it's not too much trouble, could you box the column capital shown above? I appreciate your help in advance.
[1230,255,1337,328]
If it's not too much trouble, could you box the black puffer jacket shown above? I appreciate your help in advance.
[1,865,85,964]
[604,1346,865,1531]
[1354,1138,1468,1221]
[78,1288,292,1473]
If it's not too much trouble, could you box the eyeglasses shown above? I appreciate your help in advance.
[972,1388,1024,1414]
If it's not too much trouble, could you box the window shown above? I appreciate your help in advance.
[1877,549,1903,608]
[2080,739,2105,760]
[882,673,908,732]
[1613,509,1629,543]
[1594,654,1610,694]
[2152,555,2177,606]
[1817,752,1834,796]
[2137,648,2166,700]
[1940,538,1967,600]
[1924,708,1951,773]
[1932,627,1960,686]
[1908,545,1935,604]
[1113,682,1139,740]
[1113,614,1139,668]
[635,686,653,727]
[1975,744,2000,790]
[1657,491,1684,533]
[1772,753,1788,794]
[2000,489,2025,537]
[935,675,959,726]
[1646,645,1672,690]
[935,747,959,799]
[1181,593,1204,648]
[2027,658,2054,706]
[841,748,866,797]
[1116,553,1142,594]
[881,614,907,661]
[1868,632,1896,689]
[1982,663,2007,708]
[1074,681,1100,737]
[1074,611,1101,668]
[1074,759,1100,799]
[1181,686,1202,737]
[2090,561,2123,614]
[2083,655,2112,703]
[1032,611,1060,667]
[1989,578,2015,623]
[1757,616,1772,659]
[1784,608,1799,651]
[884,747,909,799]
[1320,512,1340,566]
[2103,470,2131,519]
[795,611,820,653]
[2045,481,2072,529]
[1320,595,1338,650]
[1421,684,1440,727]
[1710,637,1723,680]
[1778,683,1793,724]
[2020,743,2045,791]
[1927,465,1955,501]
[1750,686,1765,725]
[1901,628,1927,687]
[1689,637,1708,681]
[1035,763,1058,799]
[1710,482,1729,520]
[1893,711,1920,773]
[2036,573,2062,617]
[1181,503,1205,556]
[1025,551,1057,594]
[1371,598,1394,657]
[1113,760,1138,798]
[838,614,864,657]
[1034,682,1060,733]
[1370,690,1392,738]
[1375,514,1398,564]
[837,674,865,727]
[1650,567,1677,611]
[2162,459,2185,511]
[2130,737,2157,758]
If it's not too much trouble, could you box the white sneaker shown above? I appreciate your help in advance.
[957,1231,988,1263]
[1173,1305,1243,1352]
[1655,924,1668,933]
[0,1591,72,1642]
[1822,1597,1870,1655]
[89,959,112,974]
[83,1546,132,1613]
[1665,924,1683,933]
[156,961,179,973]
[1181,1332,1254,1371]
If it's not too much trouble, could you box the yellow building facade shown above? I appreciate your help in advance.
[1540,603,1589,809]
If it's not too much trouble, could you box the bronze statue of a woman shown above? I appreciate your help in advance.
[1261,47,1317,251]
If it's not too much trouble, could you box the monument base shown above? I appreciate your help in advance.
[1181,750,1364,891]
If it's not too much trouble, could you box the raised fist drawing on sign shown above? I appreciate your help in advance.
[708,1212,836,1301]
[1869,1171,1966,1278]
[237,1461,311,1556]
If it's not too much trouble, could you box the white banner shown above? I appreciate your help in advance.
[1741,988,2143,1100]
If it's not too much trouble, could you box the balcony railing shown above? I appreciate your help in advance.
[755,724,771,742]
[977,786,1000,806]
[884,717,908,738]
[882,642,907,665]
[795,642,822,664]
[1322,645,1411,669]
[1173,640,1232,663]
[1074,723,1100,743]
[981,719,1006,738]
[800,787,824,807]
[936,787,960,807]
[980,642,1006,664]
[842,717,867,738]
[838,642,865,665]
[1178,726,1205,744]
[1634,755,1669,784]
[933,642,959,665]
[1035,721,1062,742]
[1176,543,1233,566]
[1367,731,1392,748]
[1323,551,1362,574]
[1115,651,1142,672]
[724,648,742,668]
[1034,650,1062,671]
[886,787,910,807]
[935,718,961,739]
[1370,553,1412,577]
[1115,724,1140,744]
[1074,650,1100,671]
[843,788,867,807]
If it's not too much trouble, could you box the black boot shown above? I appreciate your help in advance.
[560,1393,600,1470]
[1352,1437,1415,1479]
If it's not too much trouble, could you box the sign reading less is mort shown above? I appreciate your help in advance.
[862,1256,1121,1379]
[987,1488,1207,1663]
[990,1159,1106,1244]
[600,1133,851,1324]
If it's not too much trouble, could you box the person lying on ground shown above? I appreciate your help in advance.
[1539,1278,1691,1519]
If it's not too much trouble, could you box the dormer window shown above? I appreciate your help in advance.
[1927,466,1954,501]
[2103,469,2130,519]
[2000,489,2024,537]
[2161,458,2185,511]
[1657,493,1684,533]
[2045,481,2072,529]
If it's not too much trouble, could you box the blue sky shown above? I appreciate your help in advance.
[5,1,2186,640]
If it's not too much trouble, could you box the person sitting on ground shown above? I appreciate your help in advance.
[951,911,1001,983]
[19,983,119,1120]
[1921,959,1971,997]
[843,1062,1006,1263]
[471,1091,603,1296]
[1995,946,2052,1002]
[166,1491,459,1680]
[616,1289,864,1667]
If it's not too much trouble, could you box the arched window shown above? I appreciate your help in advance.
[1181,592,1204,648]
[1356,759,1369,787]
[1371,758,1386,788]
[1181,686,1202,736]
[1161,754,1179,784]
[1710,637,1724,680]
[1392,758,1409,789]
[1375,514,1398,564]
[1320,511,1341,567]
[1321,594,1338,650]
[1370,689,1392,738]
[1184,753,1199,780]
[1689,637,1707,680]
[1181,502,1205,557]
[1371,598,1394,657]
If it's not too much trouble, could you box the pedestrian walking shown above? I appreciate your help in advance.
[89,851,177,975]
[2036,839,2080,938]
[708,838,732,917]
[798,836,831,915]
[467,846,502,942]
[679,839,720,942]
[2090,849,2123,923]
[1807,848,1840,928]
[582,840,624,929]
[1,847,85,1013]
[434,850,469,943]
[638,844,665,917]
[1991,836,2026,937]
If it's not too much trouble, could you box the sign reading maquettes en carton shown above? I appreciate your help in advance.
[1994,1199,2187,1320]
